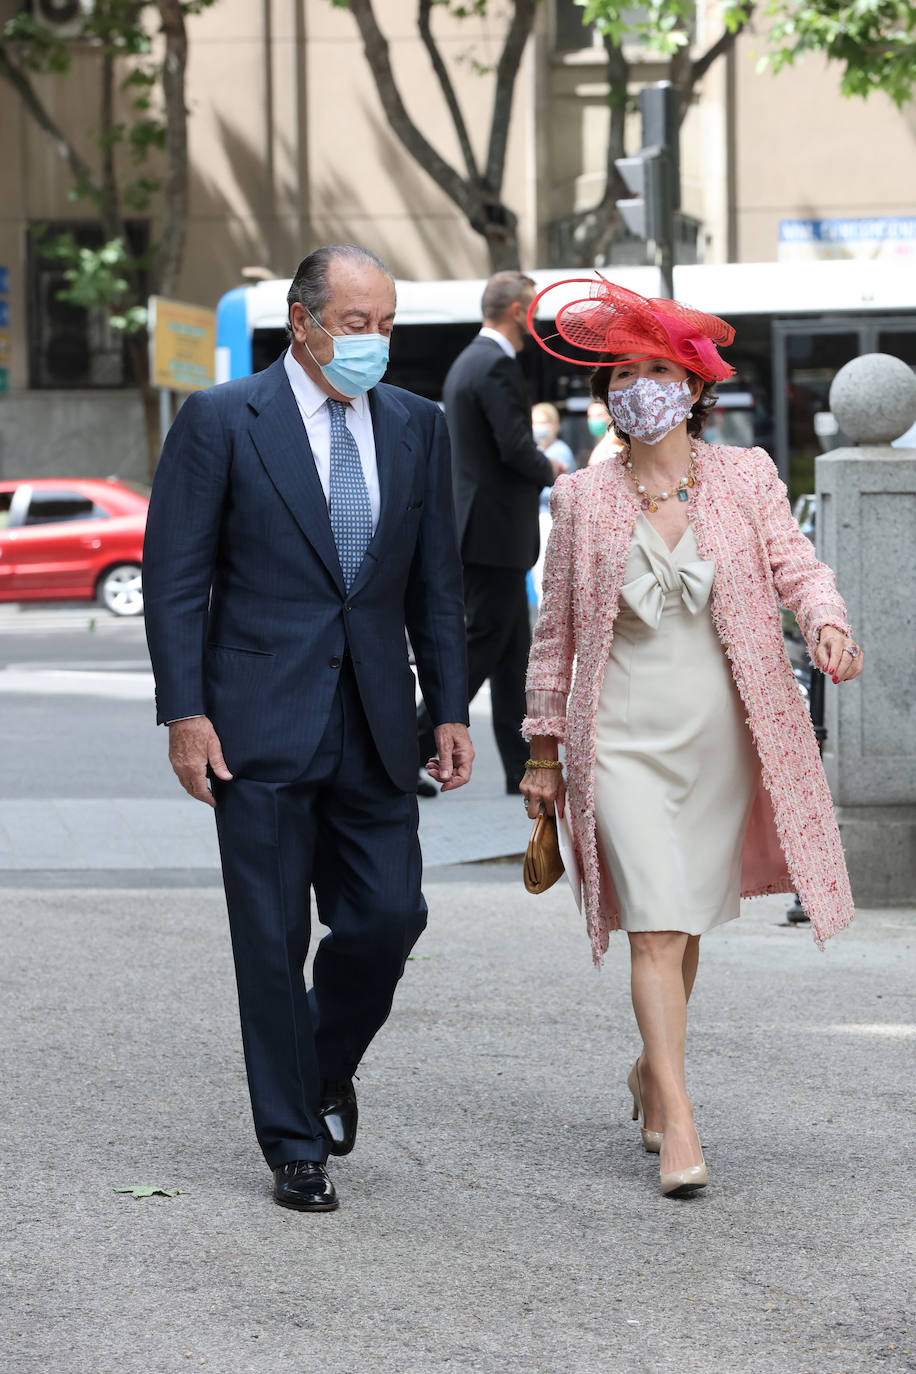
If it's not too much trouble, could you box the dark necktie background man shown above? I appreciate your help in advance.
[143,244,473,1212]
[418,271,562,795]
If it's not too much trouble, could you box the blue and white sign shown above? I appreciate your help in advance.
[779,217,916,261]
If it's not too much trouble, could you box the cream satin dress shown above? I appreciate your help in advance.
[593,516,758,935]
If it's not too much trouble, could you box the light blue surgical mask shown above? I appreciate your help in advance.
[306,311,390,397]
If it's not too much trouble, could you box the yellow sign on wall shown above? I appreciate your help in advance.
[149,295,216,392]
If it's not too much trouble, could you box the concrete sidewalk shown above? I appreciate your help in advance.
[2,875,914,1374]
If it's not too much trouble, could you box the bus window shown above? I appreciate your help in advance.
[878,330,916,368]
[252,328,287,374]
[785,331,859,496]
[387,323,478,401]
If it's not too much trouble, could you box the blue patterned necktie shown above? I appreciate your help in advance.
[326,397,373,590]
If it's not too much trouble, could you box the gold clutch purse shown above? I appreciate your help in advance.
[523,811,564,894]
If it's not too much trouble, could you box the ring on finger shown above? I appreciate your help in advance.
[842,643,859,658]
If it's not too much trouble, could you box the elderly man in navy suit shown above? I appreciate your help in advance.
[143,244,473,1212]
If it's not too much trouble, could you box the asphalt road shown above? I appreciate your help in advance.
[2,603,914,1374]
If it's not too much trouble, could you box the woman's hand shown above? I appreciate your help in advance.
[816,627,865,684]
[520,763,566,820]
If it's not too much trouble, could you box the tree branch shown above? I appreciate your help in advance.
[484,0,537,195]
[417,0,478,183]
[0,43,101,198]
[346,0,473,217]
[678,6,755,117]
[562,30,630,266]
[155,0,189,298]
[100,46,120,238]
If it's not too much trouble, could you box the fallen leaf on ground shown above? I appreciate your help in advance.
[114,1186,187,1198]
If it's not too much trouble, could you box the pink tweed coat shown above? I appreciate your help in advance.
[522,440,855,963]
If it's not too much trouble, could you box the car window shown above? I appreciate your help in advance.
[0,492,12,531]
[23,491,110,525]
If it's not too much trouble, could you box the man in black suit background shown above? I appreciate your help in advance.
[143,245,473,1213]
[418,271,562,795]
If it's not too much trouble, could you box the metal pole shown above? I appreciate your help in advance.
[158,387,172,446]
[787,662,826,924]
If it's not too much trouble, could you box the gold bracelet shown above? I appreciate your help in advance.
[525,758,563,770]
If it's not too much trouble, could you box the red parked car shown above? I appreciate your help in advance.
[0,478,148,616]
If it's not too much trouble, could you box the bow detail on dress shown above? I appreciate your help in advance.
[619,524,715,630]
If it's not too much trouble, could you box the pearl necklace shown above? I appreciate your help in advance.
[623,448,697,512]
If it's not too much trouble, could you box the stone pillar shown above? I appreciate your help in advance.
[816,353,916,905]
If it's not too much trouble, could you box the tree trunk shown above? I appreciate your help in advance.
[155,0,189,298]
[483,217,522,271]
[345,0,536,272]
[561,34,630,267]
[125,331,160,480]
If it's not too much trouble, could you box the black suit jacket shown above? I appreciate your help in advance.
[142,357,468,792]
[444,335,555,570]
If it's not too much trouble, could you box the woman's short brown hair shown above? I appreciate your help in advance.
[589,355,718,443]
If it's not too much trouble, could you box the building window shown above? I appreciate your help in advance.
[554,0,602,51]
[27,220,148,389]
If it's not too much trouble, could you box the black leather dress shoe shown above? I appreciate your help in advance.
[320,1078,358,1156]
[273,1160,338,1212]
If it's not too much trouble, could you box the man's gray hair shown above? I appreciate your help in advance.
[481,270,535,324]
[287,244,393,328]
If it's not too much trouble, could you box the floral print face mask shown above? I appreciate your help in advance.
[606,377,693,445]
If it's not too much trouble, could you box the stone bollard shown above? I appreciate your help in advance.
[816,353,916,905]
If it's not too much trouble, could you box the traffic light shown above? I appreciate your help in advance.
[615,83,681,295]
[615,146,672,246]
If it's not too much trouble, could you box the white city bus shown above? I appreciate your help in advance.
[215,260,916,490]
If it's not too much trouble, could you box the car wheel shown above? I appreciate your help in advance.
[98,563,144,617]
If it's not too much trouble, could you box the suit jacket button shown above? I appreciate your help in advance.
[329,656,341,669]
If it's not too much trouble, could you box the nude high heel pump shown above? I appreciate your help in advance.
[660,1144,708,1198]
[627,1059,663,1154]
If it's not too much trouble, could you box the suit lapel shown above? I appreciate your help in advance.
[247,360,345,595]
[347,384,417,596]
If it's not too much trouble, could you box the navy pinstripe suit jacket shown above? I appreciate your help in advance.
[142,357,468,792]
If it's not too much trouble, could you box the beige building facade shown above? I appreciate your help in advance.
[0,0,913,478]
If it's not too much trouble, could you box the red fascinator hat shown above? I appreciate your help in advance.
[527,273,735,383]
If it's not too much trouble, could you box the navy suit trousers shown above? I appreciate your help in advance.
[213,660,427,1169]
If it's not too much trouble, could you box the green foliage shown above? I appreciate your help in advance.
[32,230,149,332]
[761,0,916,107]
[3,4,168,218]
[2,2,218,330]
[577,0,916,104]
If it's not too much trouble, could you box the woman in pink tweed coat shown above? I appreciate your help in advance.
[520,278,863,1199]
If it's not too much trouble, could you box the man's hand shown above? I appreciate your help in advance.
[168,715,233,807]
[550,458,565,479]
[426,723,474,792]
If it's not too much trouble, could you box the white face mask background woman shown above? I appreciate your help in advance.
[519,277,864,1199]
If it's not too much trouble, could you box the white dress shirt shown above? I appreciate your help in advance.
[478,326,517,360]
[283,347,381,531]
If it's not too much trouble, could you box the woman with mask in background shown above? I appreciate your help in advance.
[584,399,624,467]
[530,402,573,604]
[520,278,863,1199]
